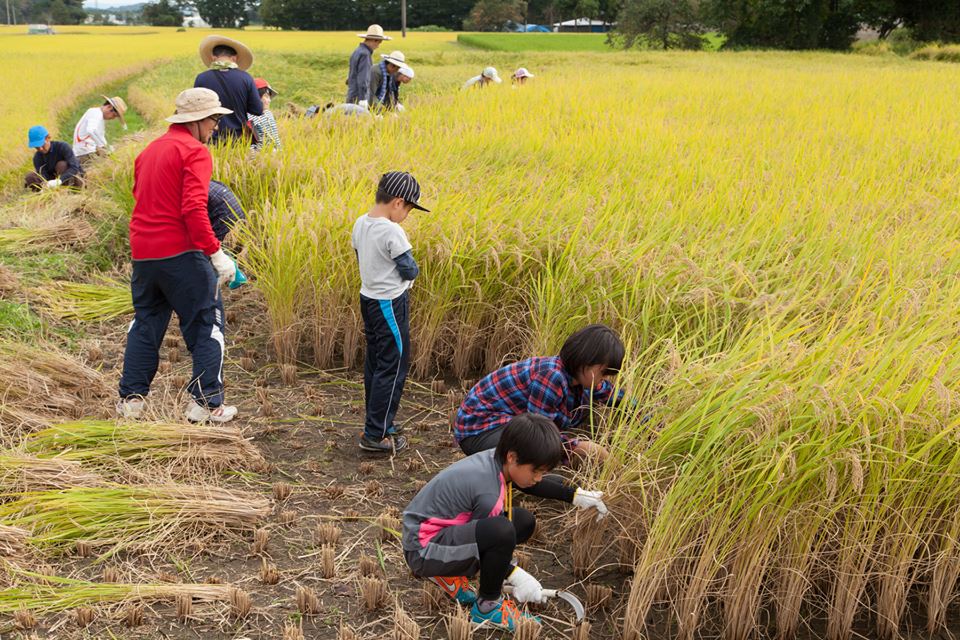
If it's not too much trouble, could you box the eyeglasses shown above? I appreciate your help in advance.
[207,114,223,124]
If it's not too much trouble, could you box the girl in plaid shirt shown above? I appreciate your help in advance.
[454,324,625,465]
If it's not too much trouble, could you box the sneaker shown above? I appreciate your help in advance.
[428,576,478,606]
[116,397,145,419]
[386,423,405,436]
[470,598,540,631]
[359,434,407,453]
[185,400,238,423]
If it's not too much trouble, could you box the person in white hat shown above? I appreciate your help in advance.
[511,68,535,85]
[72,95,127,166]
[463,66,502,90]
[194,35,263,145]
[369,50,410,111]
[118,88,240,425]
[347,24,392,108]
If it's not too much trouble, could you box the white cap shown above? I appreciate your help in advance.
[513,67,534,79]
[482,66,502,83]
[397,64,414,79]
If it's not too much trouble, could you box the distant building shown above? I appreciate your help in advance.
[553,18,610,33]
[27,24,55,34]
[182,11,209,27]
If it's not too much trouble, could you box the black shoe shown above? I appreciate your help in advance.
[359,434,408,453]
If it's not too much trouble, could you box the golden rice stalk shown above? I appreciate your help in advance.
[123,602,143,627]
[0,217,93,253]
[74,606,95,627]
[259,559,280,585]
[378,513,400,542]
[30,279,132,322]
[272,482,292,501]
[571,621,592,640]
[0,525,29,557]
[393,601,420,640]
[420,583,445,612]
[320,544,335,579]
[586,583,613,612]
[515,617,541,640]
[296,585,320,615]
[0,453,102,492]
[445,607,472,640]
[359,576,387,611]
[229,588,252,619]
[358,555,381,577]
[251,528,269,555]
[283,621,306,640]
[315,523,341,546]
[14,606,36,629]
[0,264,19,298]
[0,581,236,615]
[338,621,358,640]
[24,420,268,475]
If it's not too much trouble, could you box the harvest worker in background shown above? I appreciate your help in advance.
[194,35,262,145]
[72,95,127,167]
[463,66,502,90]
[347,24,391,109]
[451,323,628,512]
[369,51,410,112]
[118,88,239,424]
[511,68,535,85]
[249,78,281,152]
[208,179,246,243]
[24,125,84,191]
[352,171,429,454]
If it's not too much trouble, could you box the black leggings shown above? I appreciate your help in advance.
[475,507,535,601]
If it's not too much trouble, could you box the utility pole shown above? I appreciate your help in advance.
[401,0,406,37]
[6,0,11,26]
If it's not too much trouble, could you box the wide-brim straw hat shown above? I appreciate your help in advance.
[165,87,233,124]
[381,50,406,66]
[102,95,128,127]
[199,35,254,70]
[358,24,392,40]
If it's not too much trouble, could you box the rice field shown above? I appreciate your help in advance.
[1,25,959,639]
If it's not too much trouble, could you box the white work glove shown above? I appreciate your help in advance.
[209,249,236,287]
[358,99,369,109]
[396,103,405,112]
[45,179,62,188]
[506,566,546,604]
[573,488,608,521]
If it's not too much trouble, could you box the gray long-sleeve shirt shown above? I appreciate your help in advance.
[346,43,374,103]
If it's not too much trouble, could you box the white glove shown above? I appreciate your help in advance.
[45,179,62,188]
[209,249,236,287]
[573,488,608,521]
[396,103,405,112]
[506,566,546,604]
[358,100,369,109]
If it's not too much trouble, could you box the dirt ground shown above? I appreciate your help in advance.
[2,284,630,640]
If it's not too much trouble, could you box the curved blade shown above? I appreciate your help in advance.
[554,590,585,622]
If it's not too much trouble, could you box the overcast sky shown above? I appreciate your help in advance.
[82,0,147,8]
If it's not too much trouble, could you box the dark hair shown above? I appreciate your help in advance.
[212,44,238,57]
[375,188,405,206]
[560,323,624,377]
[494,413,564,470]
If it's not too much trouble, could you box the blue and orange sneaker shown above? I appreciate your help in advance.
[428,576,478,606]
[470,598,541,631]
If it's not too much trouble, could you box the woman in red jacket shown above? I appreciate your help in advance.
[118,88,238,423]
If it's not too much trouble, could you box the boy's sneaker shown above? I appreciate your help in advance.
[386,423,405,436]
[185,400,238,423]
[116,398,145,419]
[359,434,407,453]
[428,576,478,606]
[470,598,540,631]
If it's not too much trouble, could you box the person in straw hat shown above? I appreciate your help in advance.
[118,87,240,425]
[194,35,262,145]
[463,66,502,90]
[347,24,391,108]
[72,95,127,166]
[369,50,411,112]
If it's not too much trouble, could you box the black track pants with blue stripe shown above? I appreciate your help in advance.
[360,290,410,441]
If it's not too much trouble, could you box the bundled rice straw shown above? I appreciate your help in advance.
[24,420,268,474]
[0,580,235,614]
[0,453,102,492]
[31,279,132,322]
[0,485,270,555]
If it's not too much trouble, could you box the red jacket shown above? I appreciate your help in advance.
[129,124,220,260]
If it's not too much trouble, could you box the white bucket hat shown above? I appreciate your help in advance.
[358,24,392,40]
[513,67,534,79]
[165,88,233,124]
[397,64,414,79]
[381,50,406,66]
[482,66,502,83]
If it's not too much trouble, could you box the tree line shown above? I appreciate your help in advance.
[11,0,959,50]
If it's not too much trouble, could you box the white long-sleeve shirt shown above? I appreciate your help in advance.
[73,107,107,157]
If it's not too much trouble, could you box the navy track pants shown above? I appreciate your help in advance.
[360,290,410,441]
[119,251,226,408]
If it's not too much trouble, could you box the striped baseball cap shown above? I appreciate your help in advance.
[378,171,430,212]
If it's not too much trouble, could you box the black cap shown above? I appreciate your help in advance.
[378,171,429,212]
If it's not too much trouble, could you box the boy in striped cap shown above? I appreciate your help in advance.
[351,171,429,454]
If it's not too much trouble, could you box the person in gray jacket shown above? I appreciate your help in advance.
[347,24,391,108]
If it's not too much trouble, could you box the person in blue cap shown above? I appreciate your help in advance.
[24,125,84,191]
